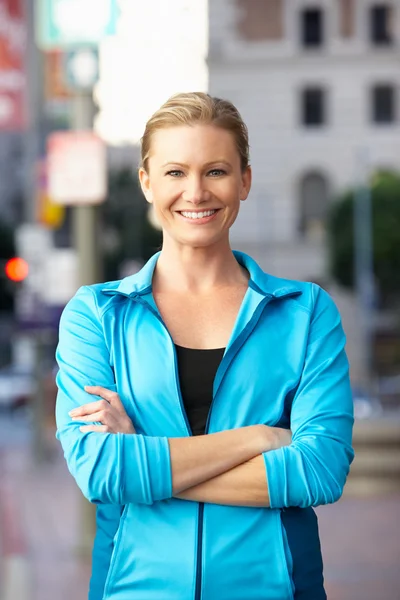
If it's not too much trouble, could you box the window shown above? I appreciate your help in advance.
[299,172,330,239]
[301,87,326,126]
[372,85,396,123]
[370,4,393,45]
[236,0,284,41]
[339,0,356,38]
[301,8,324,47]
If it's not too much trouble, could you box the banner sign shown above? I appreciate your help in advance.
[0,0,26,130]
[44,50,72,101]
[36,0,118,50]
[47,131,107,205]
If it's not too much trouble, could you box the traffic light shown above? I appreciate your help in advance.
[1,258,28,313]
[4,257,29,282]
[0,222,17,312]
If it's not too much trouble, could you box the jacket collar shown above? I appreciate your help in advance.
[101,251,302,299]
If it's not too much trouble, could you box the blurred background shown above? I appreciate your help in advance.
[0,1,399,599]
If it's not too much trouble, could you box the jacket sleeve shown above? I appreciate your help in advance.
[55,286,172,505]
[263,285,354,508]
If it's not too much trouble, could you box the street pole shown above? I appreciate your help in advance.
[24,0,48,464]
[71,90,100,558]
[71,90,100,284]
[354,149,374,390]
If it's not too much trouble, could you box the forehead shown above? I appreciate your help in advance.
[148,124,239,165]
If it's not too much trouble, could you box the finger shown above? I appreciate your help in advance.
[69,400,109,418]
[72,410,111,423]
[79,425,110,434]
[84,386,121,406]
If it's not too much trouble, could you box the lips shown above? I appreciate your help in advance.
[179,209,217,220]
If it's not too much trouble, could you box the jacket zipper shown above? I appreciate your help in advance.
[134,296,205,599]
[194,503,205,600]
[133,295,192,434]
[194,293,276,600]
[133,290,298,600]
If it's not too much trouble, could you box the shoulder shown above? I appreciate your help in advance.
[278,279,337,322]
[287,280,338,317]
[235,251,339,318]
[62,280,126,323]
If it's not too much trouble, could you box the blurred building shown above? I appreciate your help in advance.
[95,0,208,150]
[0,132,24,223]
[0,0,26,225]
[208,0,400,383]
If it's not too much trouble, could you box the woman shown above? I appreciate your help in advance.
[56,92,354,600]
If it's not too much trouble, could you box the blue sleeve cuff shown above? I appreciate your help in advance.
[263,447,287,509]
[122,434,172,504]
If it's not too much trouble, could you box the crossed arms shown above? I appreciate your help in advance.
[55,285,354,510]
[68,386,291,507]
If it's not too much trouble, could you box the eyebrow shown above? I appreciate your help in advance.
[161,160,232,168]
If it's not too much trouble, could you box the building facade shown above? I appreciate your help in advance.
[208,0,400,383]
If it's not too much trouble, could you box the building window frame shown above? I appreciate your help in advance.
[371,84,396,124]
[298,171,331,241]
[301,86,327,127]
[338,0,356,38]
[300,6,325,48]
[369,4,394,46]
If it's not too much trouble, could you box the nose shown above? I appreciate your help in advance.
[182,176,210,205]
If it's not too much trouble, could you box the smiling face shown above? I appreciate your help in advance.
[139,124,251,249]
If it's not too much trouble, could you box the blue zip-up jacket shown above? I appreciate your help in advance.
[55,251,354,600]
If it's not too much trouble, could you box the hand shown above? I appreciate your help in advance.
[261,425,292,452]
[69,386,136,434]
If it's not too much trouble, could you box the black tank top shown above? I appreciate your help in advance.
[175,345,225,436]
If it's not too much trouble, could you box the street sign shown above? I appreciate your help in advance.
[16,224,52,261]
[64,48,99,91]
[15,224,52,293]
[14,224,53,330]
[42,248,78,305]
[47,131,107,205]
[36,0,118,50]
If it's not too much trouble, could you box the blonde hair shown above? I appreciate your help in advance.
[140,92,250,172]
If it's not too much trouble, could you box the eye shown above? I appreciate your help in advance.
[208,169,226,177]
[166,170,184,177]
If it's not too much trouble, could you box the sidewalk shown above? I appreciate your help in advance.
[316,495,400,599]
[1,436,400,600]
[0,440,91,600]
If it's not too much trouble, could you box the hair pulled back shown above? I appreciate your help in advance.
[140,92,250,173]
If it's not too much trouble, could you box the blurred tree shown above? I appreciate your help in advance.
[100,169,162,281]
[0,221,16,312]
[328,170,400,307]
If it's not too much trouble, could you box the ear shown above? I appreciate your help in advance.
[139,167,153,203]
[240,166,252,202]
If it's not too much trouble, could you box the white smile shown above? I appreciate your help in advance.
[180,210,217,220]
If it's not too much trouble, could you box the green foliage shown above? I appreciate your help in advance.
[328,170,400,305]
[100,169,162,281]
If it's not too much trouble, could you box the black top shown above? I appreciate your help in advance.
[175,345,225,436]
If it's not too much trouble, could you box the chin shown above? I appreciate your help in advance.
[175,232,226,249]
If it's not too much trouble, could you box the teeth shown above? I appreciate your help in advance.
[181,210,216,219]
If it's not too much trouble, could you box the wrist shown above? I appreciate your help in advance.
[124,419,136,434]
[260,425,292,452]
[257,425,282,453]
[254,425,274,453]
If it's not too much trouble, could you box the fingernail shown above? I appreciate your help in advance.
[69,409,78,416]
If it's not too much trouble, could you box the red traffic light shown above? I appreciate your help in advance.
[5,257,29,282]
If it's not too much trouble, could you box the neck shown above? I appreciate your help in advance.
[154,237,248,293]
